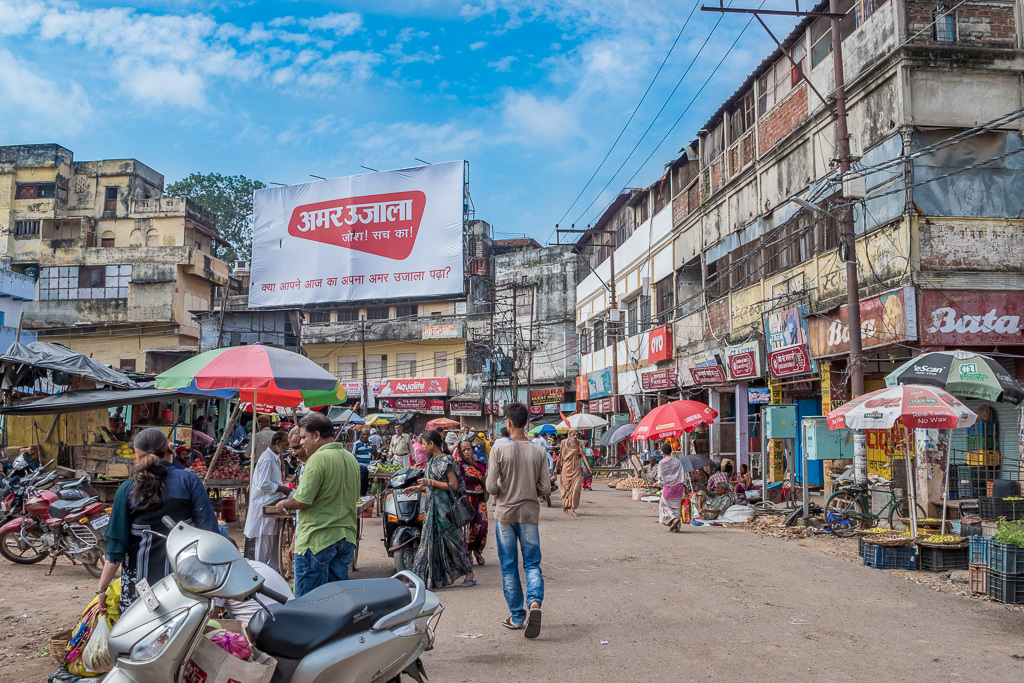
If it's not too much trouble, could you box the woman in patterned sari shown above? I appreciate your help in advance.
[406,430,476,588]
[455,440,488,566]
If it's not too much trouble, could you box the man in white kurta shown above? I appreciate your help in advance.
[244,432,290,570]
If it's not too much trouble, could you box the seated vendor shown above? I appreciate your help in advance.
[693,476,738,518]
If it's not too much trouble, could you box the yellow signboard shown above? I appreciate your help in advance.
[770,439,785,482]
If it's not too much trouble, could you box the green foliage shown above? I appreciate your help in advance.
[165,172,266,263]
[993,519,1024,547]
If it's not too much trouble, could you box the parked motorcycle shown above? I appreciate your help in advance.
[382,467,425,572]
[0,470,109,577]
[103,517,444,683]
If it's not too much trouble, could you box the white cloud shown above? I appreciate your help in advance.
[469,40,487,50]
[0,47,91,134]
[487,55,516,72]
[355,120,486,165]
[499,91,580,146]
[116,60,206,108]
[302,12,362,36]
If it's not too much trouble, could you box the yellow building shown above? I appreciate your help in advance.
[0,144,229,371]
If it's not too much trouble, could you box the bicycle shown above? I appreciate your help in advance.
[824,479,926,537]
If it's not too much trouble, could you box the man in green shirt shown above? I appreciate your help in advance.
[275,412,360,597]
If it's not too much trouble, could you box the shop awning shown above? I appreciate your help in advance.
[1,341,140,390]
[0,384,223,416]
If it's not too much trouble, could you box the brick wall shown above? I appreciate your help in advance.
[757,84,809,153]
[905,0,1016,47]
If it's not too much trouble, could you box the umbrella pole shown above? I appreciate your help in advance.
[941,434,952,535]
[205,401,242,485]
[903,427,918,538]
[251,391,258,465]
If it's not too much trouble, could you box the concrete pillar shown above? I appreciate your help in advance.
[709,390,722,459]
[735,383,749,469]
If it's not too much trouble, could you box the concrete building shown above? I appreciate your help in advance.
[0,259,38,350]
[575,0,1024,491]
[0,144,230,372]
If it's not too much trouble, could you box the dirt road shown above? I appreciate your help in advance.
[3,484,1023,681]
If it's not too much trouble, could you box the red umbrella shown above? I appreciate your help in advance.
[426,417,460,431]
[631,400,718,441]
[826,384,977,431]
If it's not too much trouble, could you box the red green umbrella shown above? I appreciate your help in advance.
[155,345,346,408]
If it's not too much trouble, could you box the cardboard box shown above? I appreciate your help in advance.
[105,463,131,478]
[183,620,276,683]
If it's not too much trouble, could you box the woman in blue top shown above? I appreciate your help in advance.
[94,428,219,615]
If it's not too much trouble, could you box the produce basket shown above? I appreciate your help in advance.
[969,563,987,595]
[49,628,71,666]
[978,497,1024,521]
[988,541,1024,575]
[862,534,914,547]
[915,536,969,550]
[863,543,916,570]
[987,568,1024,604]
[916,543,969,571]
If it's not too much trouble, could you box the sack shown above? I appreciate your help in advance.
[445,467,476,528]
[82,615,112,673]
[183,620,276,683]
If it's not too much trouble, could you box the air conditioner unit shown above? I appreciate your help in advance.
[843,175,867,199]
[584,320,595,329]
[848,133,863,160]
[607,308,622,323]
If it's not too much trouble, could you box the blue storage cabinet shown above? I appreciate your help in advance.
[763,404,798,440]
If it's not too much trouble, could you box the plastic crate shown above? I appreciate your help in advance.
[863,543,916,570]
[967,435,999,451]
[969,563,987,595]
[918,544,969,571]
[858,537,865,558]
[969,536,990,565]
[986,569,1024,604]
[978,497,1024,521]
[988,541,1024,574]
[960,523,983,537]
[967,450,1001,467]
[958,465,996,482]
[958,480,977,499]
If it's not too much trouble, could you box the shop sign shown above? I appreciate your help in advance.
[747,387,771,404]
[587,367,613,399]
[382,397,446,414]
[529,387,565,406]
[589,397,615,413]
[576,374,589,401]
[449,400,482,416]
[529,405,544,415]
[340,379,380,398]
[648,325,673,362]
[241,403,278,414]
[688,351,726,386]
[641,368,678,391]
[919,290,1024,345]
[484,402,502,415]
[564,332,580,378]
[763,305,816,379]
[422,323,462,340]
[808,286,917,358]
[377,377,449,397]
[725,340,761,381]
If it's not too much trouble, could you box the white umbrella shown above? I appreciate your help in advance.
[557,413,608,430]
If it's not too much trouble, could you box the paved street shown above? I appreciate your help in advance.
[5,483,1021,682]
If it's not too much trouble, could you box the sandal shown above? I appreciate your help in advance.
[474,551,485,565]
[502,616,524,630]
[524,605,542,639]
[460,578,477,587]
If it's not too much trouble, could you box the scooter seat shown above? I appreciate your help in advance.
[249,578,412,659]
[48,497,97,519]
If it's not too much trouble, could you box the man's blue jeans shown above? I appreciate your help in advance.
[495,522,544,625]
[294,539,356,597]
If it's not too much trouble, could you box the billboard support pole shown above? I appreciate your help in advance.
[360,317,368,417]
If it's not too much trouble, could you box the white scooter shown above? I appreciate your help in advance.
[102,517,443,683]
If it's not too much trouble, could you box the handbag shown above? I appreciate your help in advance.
[446,467,477,528]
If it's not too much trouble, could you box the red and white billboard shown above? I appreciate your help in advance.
[648,326,673,362]
[249,161,465,307]
[449,400,482,416]
[919,290,1024,345]
[377,377,449,397]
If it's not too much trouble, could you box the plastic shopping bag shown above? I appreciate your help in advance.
[82,616,112,673]
[65,579,120,677]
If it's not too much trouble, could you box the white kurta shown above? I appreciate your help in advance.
[244,448,284,539]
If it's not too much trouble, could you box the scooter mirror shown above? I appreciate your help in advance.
[163,515,176,530]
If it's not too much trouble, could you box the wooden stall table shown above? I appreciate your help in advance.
[263,496,375,581]
[205,479,249,531]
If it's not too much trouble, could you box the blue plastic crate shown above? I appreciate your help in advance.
[987,569,1024,604]
[858,537,865,558]
[959,481,977,499]
[988,541,1024,575]
[969,536,990,565]
[863,542,916,570]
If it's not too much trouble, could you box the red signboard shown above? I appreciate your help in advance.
[641,369,678,390]
[809,286,917,358]
[648,326,673,362]
[449,400,482,416]
[919,290,1024,345]
[529,387,565,406]
[588,397,617,413]
[529,405,543,415]
[382,397,445,414]
[576,374,589,401]
[726,351,756,380]
[767,346,812,377]
[690,365,727,386]
[287,191,426,259]
[377,377,449,397]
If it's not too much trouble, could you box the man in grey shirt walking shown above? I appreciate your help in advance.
[485,402,551,638]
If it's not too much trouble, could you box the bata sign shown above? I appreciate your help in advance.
[249,161,465,307]
[920,290,1024,345]
[809,286,917,358]
[377,378,449,397]
[648,326,673,362]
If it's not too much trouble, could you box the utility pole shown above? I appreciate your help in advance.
[510,279,519,401]
[359,316,368,417]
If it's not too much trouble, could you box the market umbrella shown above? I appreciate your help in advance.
[329,407,364,425]
[426,417,460,431]
[677,453,713,473]
[600,423,636,446]
[884,350,1024,405]
[631,400,718,441]
[529,424,565,436]
[556,413,608,430]
[363,413,397,426]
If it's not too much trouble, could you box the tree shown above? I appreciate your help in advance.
[165,173,266,263]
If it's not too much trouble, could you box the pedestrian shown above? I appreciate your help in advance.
[405,430,476,589]
[275,413,360,597]
[455,440,488,566]
[581,438,595,491]
[244,431,291,570]
[444,427,460,450]
[485,402,550,638]
[657,443,687,532]
[351,427,377,495]
[97,428,219,615]
[368,427,383,451]
[556,429,584,516]
[390,423,413,467]
[251,414,276,458]
[411,432,428,469]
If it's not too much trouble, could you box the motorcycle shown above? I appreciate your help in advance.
[103,517,444,683]
[0,470,109,577]
[1,460,94,525]
[381,468,425,572]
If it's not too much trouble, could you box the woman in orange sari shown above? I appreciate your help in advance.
[455,440,488,565]
[558,429,584,516]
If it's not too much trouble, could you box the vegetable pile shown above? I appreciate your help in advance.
[615,477,651,490]
[993,519,1024,547]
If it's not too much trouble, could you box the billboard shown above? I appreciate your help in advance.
[249,161,465,307]
[763,305,816,379]
[808,286,917,358]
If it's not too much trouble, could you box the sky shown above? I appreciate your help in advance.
[0,0,801,243]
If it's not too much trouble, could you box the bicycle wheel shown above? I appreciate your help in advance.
[888,500,928,531]
[825,491,861,537]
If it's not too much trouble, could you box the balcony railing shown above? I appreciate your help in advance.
[302,315,465,345]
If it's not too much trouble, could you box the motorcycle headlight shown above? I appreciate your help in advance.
[130,610,189,662]
[174,542,228,594]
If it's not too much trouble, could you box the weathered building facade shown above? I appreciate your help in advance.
[0,144,230,372]
[576,0,1024,483]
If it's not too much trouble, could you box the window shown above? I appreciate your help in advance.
[655,276,674,325]
[757,45,805,116]
[15,183,56,199]
[430,311,443,317]
[367,354,387,380]
[119,359,136,372]
[307,310,331,323]
[366,306,389,320]
[100,230,115,248]
[13,220,40,236]
[727,91,756,142]
[455,356,464,374]
[394,304,417,318]
[78,265,104,287]
[337,308,359,321]
[397,353,417,376]
[580,329,591,355]
[934,11,955,42]
[639,295,652,333]
[626,297,639,337]
[337,356,358,379]
[434,351,448,376]
[104,187,118,211]
[592,320,605,351]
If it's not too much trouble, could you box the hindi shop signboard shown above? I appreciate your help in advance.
[529,388,565,406]
[763,305,816,379]
[249,161,465,307]
[919,290,1024,345]
[725,340,761,381]
[422,324,462,340]
[688,351,727,386]
[808,286,917,358]
[587,368,613,399]
[449,400,482,416]
[641,368,677,391]
[377,378,449,397]
[382,398,445,414]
